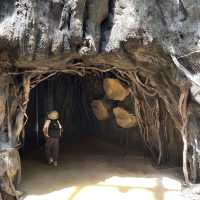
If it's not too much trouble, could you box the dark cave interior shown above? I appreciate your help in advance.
[22,73,144,158]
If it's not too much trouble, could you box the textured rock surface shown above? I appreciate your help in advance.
[113,107,137,128]
[91,100,109,121]
[103,78,130,101]
[0,0,199,65]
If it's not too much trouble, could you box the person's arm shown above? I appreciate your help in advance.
[43,120,50,138]
[57,120,63,136]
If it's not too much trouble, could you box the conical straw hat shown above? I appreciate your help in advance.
[48,110,59,120]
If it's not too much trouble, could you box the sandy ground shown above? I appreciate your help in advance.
[19,138,191,200]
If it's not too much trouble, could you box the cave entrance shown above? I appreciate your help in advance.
[22,72,143,158]
[19,72,183,200]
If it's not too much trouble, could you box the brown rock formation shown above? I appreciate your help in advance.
[113,107,137,128]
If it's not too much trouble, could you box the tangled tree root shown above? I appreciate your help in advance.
[27,64,200,184]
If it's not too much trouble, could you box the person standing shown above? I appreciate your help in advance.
[43,111,62,167]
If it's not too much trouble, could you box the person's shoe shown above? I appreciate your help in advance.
[53,161,58,167]
[48,158,53,165]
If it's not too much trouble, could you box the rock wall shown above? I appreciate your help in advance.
[0,0,199,62]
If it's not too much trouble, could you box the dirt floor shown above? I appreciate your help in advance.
[19,138,191,200]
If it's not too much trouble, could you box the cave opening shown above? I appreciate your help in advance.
[18,72,183,199]
[21,72,145,162]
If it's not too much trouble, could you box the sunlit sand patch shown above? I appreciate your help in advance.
[23,176,184,200]
[74,186,153,200]
[99,176,158,188]
[162,177,182,190]
[24,186,77,200]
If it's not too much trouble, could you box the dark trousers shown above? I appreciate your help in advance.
[45,138,59,161]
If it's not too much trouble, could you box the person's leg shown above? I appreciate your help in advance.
[45,139,53,164]
[52,138,59,166]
